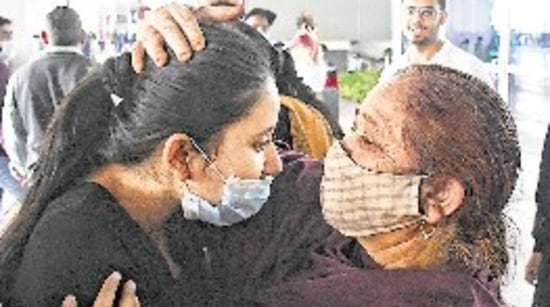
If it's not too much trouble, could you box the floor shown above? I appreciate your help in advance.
[338,75,550,307]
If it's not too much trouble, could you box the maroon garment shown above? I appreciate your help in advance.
[253,232,502,306]
[166,150,333,306]
[167,151,502,306]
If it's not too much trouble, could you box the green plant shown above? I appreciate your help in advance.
[339,69,381,103]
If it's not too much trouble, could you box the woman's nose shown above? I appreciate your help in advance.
[263,142,283,177]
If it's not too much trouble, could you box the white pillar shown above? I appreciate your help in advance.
[390,0,403,57]
[496,0,511,101]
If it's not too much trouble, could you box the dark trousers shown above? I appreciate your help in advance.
[534,251,550,307]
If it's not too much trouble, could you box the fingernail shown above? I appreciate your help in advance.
[62,295,77,307]
[154,55,166,65]
[178,51,191,61]
[195,40,206,50]
[124,280,137,292]
[110,271,122,280]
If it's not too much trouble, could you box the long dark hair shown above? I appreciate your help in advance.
[233,22,343,140]
[0,22,273,296]
[272,46,344,139]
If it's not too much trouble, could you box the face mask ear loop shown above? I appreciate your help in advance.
[189,138,227,183]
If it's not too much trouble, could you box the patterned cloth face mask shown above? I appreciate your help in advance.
[180,139,273,227]
[321,141,426,237]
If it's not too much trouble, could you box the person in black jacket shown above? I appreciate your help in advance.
[526,124,550,307]
[0,22,284,306]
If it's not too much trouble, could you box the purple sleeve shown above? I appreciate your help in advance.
[254,261,502,307]
[259,150,333,280]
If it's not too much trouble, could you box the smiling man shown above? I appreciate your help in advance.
[380,0,494,87]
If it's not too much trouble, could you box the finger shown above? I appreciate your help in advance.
[131,41,146,74]
[138,22,169,67]
[166,3,205,54]
[61,295,78,307]
[148,7,193,63]
[119,280,138,307]
[93,272,122,307]
[196,5,244,22]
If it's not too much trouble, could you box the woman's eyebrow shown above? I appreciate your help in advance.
[361,109,388,129]
[254,126,276,139]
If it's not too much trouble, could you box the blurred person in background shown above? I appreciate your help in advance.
[244,8,276,40]
[243,8,343,148]
[0,16,20,227]
[287,11,328,93]
[0,17,15,68]
[380,0,494,87]
[0,15,14,119]
[1,6,91,211]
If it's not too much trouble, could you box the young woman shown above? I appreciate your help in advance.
[0,22,282,306]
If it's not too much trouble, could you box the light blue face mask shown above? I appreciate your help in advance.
[180,140,273,227]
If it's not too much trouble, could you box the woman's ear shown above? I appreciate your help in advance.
[161,133,196,181]
[421,176,465,224]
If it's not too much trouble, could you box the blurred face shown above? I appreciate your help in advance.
[245,15,270,35]
[343,84,417,174]
[0,23,13,43]
[401,0,447,47]
[186,81,282,204]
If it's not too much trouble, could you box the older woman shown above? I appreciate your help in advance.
[255,64,519,306]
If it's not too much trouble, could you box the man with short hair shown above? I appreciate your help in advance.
[380,0,494,87]
[0,16,20,226]
[244,8,277,38]
[0,16,13,101]
[2,6,91,189]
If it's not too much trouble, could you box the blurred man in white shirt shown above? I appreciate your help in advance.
[381,0,494,87]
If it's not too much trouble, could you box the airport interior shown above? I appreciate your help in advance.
[0,0,550,307]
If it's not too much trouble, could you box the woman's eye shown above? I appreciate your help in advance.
[254,140,271,153]
[359,135,375,146]
[351,121,357,132]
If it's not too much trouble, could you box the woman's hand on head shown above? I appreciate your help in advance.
[61,272,140,307]
[132,0,244,73]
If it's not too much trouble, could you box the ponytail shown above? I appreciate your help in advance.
[0,53,136,297]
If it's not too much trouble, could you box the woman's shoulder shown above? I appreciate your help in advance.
[9,182,132,306]
[24,182,120,249]
[39,181,118,222]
